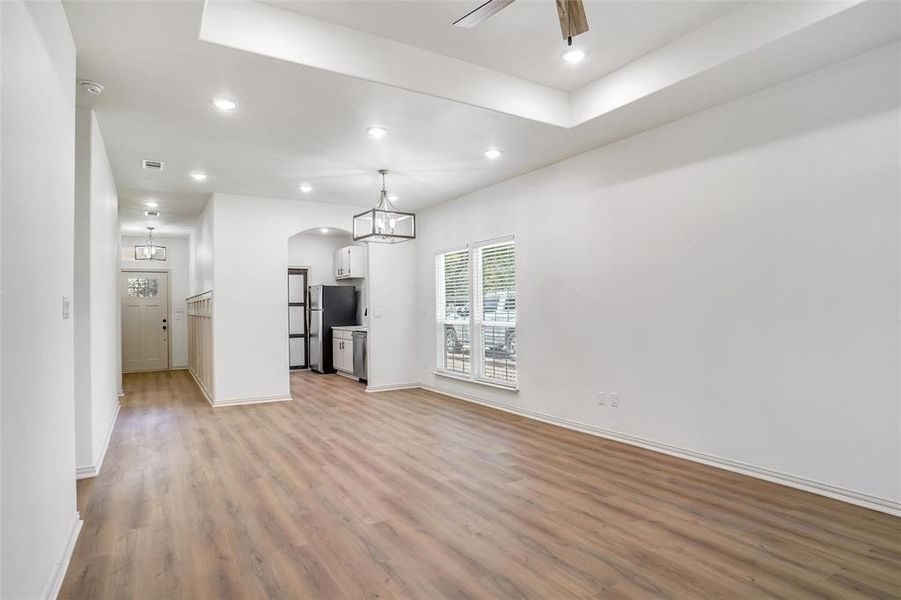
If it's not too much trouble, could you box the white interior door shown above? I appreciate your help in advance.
[121,271,169,372]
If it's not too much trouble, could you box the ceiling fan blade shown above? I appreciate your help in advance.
[556,0,589,41]
[453,0,517,28]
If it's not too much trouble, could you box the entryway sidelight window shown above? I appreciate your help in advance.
[435,237,516,388]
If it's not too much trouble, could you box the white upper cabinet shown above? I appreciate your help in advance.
[334,245,365,280]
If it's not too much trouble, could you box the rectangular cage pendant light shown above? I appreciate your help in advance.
[353,170,415,244]
[353,208,416,243]
[134,226,167,261]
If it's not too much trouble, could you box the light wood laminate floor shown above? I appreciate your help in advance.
[60,369,901,599]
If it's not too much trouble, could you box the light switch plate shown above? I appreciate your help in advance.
[62,296,70,319]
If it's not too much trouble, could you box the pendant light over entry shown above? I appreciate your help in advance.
[353,169,415,244]
[134,226,167,260]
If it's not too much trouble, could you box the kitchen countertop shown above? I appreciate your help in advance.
[332,325,368,332]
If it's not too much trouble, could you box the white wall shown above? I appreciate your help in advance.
[122,235,190,368]
[0,1,81,597]
[416,43,901,511]
[0,3,4,592]
[73,109,92,470]
[368,241,420,389]
[74,108,121,475]
[208,193,414,404]
[188,197,214,296]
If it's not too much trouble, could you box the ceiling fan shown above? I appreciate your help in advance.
[453,0,589,46]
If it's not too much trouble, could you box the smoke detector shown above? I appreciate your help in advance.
[142,159,164,172]
[78,80,104,95]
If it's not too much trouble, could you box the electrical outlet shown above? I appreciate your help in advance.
[597,391,605,406]
[610,392,620,408]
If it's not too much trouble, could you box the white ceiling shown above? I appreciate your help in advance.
[264,0,739,91]
[66,0,582,235]
[118,189,210,238]
[63,0,900,236]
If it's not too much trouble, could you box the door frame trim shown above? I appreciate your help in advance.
[121,268,172,372]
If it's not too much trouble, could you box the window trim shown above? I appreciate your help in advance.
[433,370,519,392]
[435,236,517,391]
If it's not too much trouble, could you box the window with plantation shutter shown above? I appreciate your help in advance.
[474,239,516,386]
[435,237,516,388]
[436,249,471,375]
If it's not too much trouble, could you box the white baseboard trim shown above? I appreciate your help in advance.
[75,465,96,479]
[42,513,82,600]
[211,395,293,408]
[189,367,290,408]
[75,401,121,480]
[420,384,901,518]
[366,382,421,393]
[186,362,290,408]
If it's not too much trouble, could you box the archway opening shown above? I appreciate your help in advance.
[284,227,368,382]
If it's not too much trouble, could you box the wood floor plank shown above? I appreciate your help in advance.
[59,369,901,599]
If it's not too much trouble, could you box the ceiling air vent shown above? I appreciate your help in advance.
[142,159,164,171]
[144,210,160,217]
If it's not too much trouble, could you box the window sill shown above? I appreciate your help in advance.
[433,371,519,392]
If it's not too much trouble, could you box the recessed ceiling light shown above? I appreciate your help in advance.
[299,183,313,193]
[367,127,388,138]
[189,171,207,181]
[483,149,503,159]
[212,97,238,112]
[319,228,329,234]
[144,200,159,209]
[562,49,586,64]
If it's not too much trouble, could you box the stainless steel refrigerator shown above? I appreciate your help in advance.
[308,285,358,373]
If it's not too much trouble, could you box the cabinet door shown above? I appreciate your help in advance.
[347,246,365,278]
[341,248,351,276]
[344,336,355,373]
[334,248,344,279]
[333,338,344,371]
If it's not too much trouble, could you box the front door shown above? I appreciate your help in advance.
[121,271,169,372]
